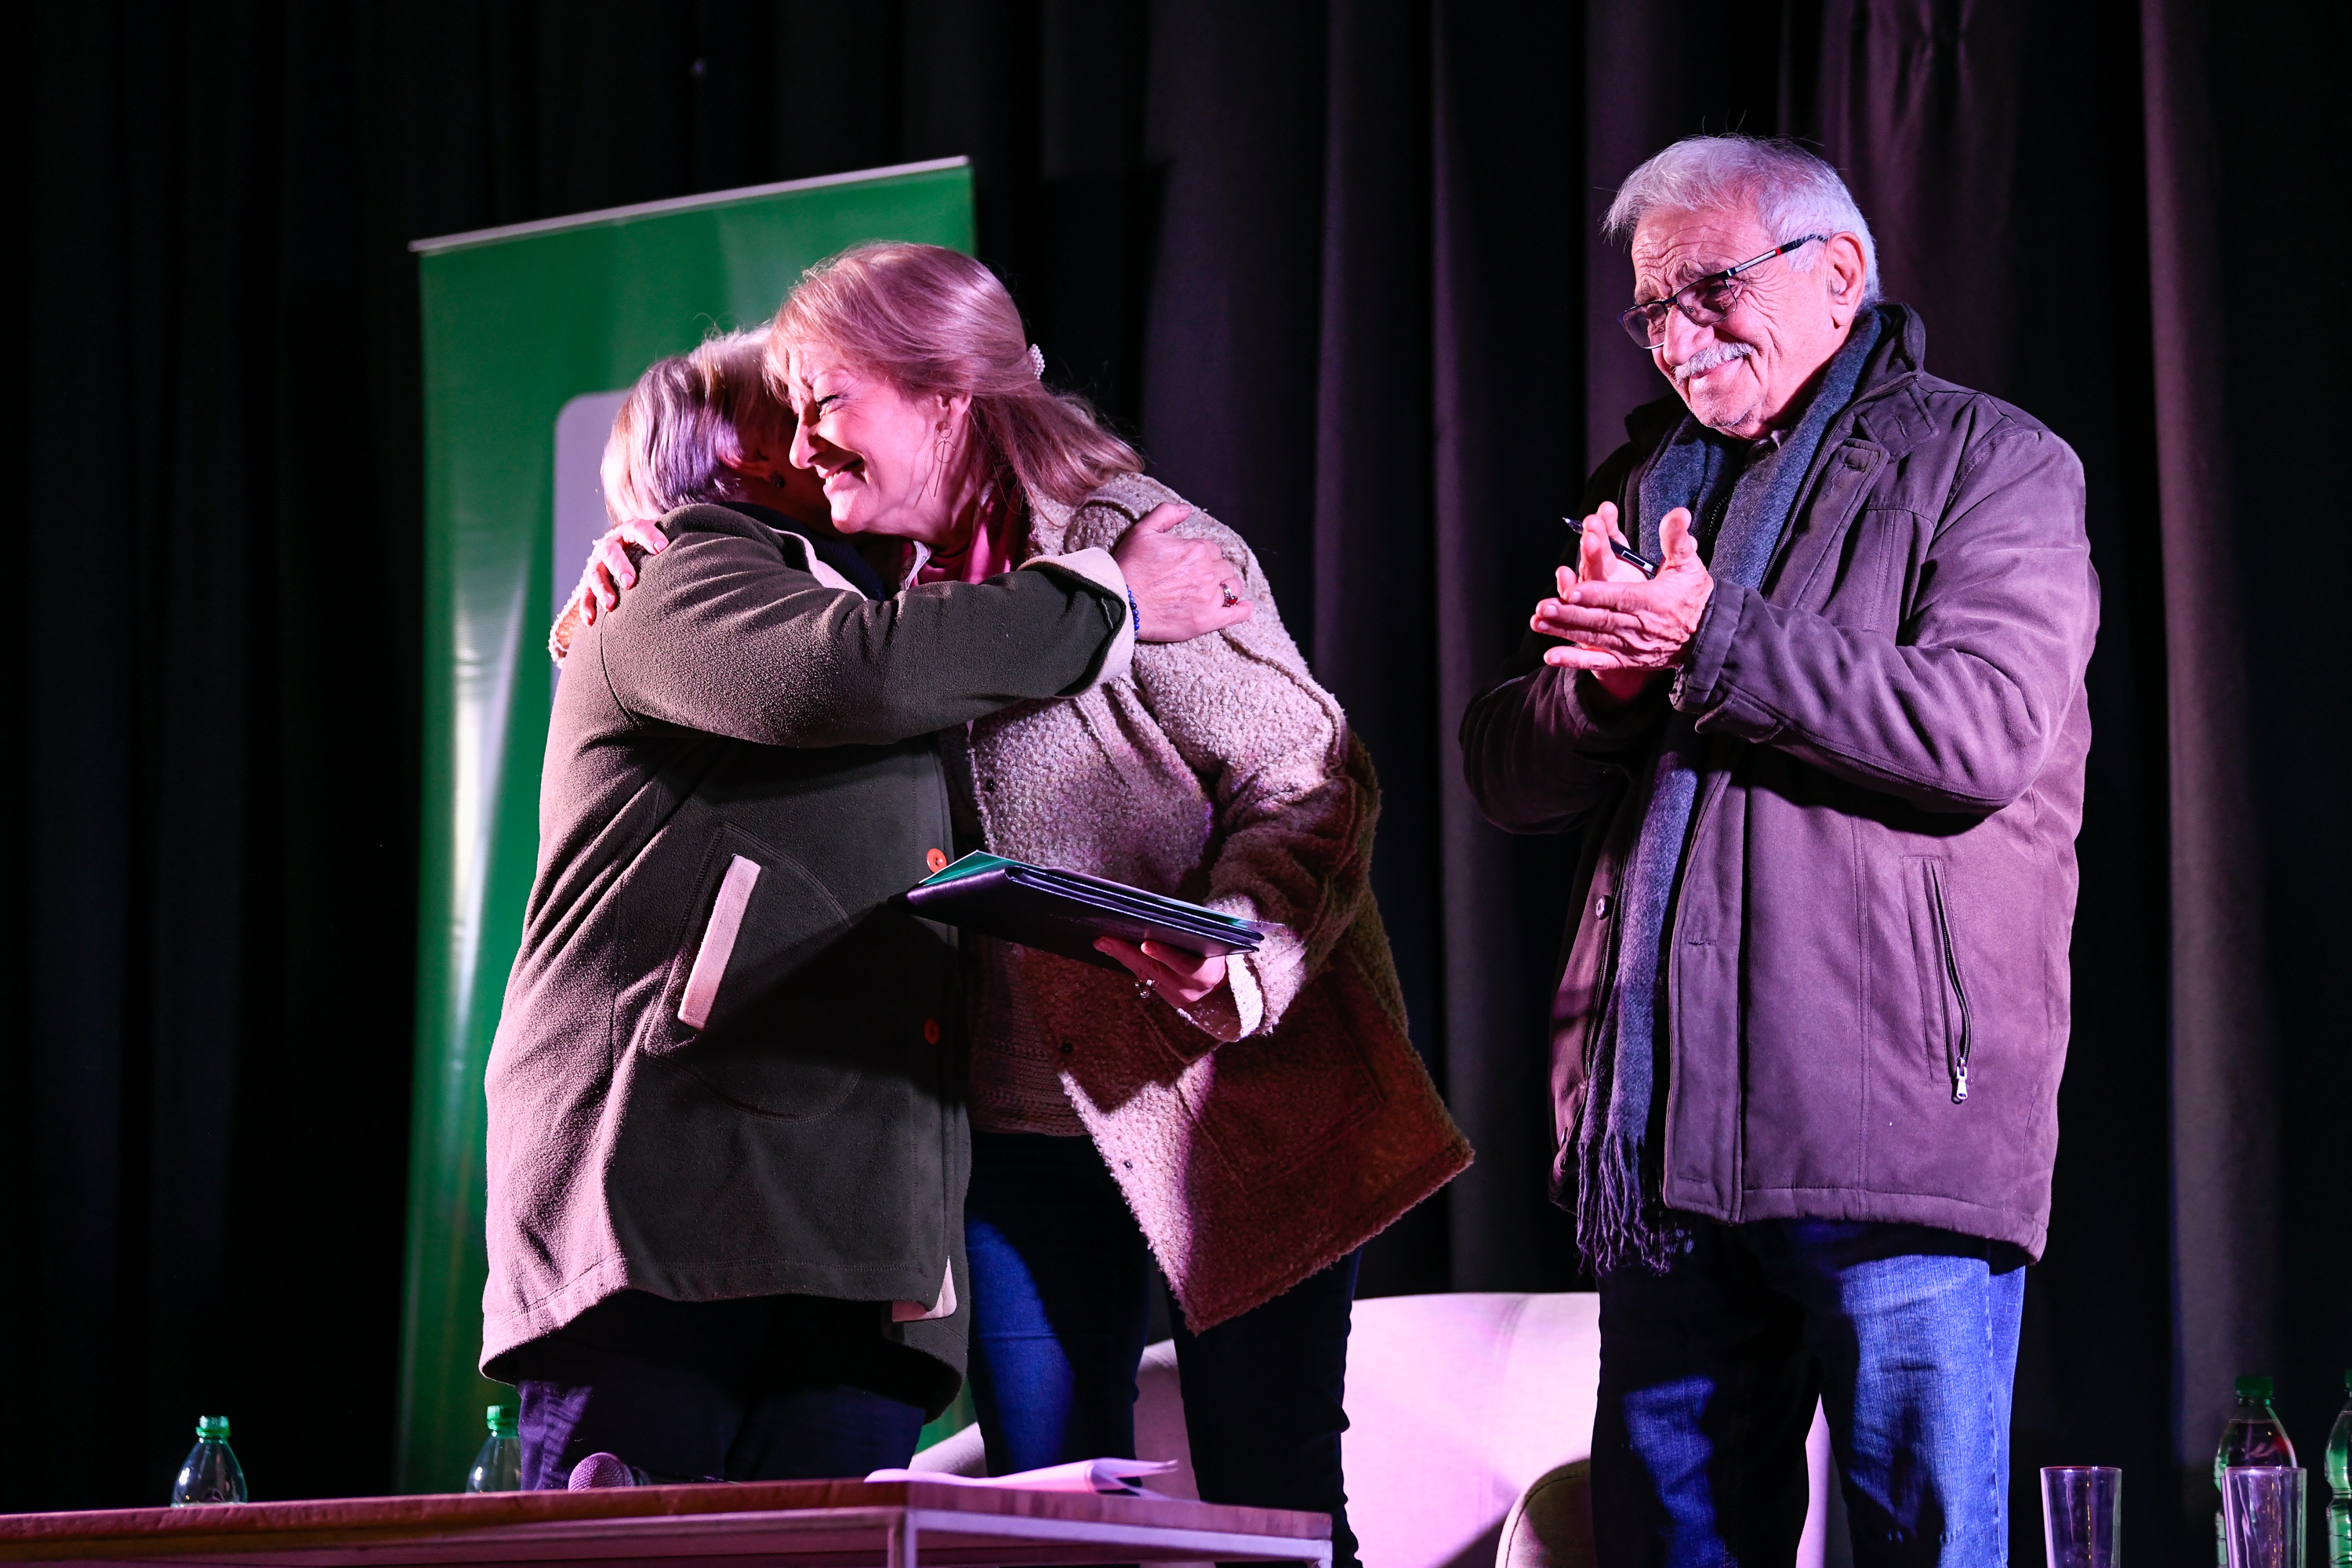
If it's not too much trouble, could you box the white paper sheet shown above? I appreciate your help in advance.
[866,1457,1179,1496]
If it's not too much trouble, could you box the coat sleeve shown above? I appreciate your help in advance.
[1459,606,1673,836]
[595,521,1131,748]
[1106,509,1376,1044]
[1670,424,2097,814]
[1458,433,1675,834]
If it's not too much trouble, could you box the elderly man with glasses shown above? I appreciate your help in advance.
[1463,135,2097,1566]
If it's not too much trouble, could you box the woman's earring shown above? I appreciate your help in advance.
[925,422,951,503]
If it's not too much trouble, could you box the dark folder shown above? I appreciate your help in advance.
[905,853,1269,971]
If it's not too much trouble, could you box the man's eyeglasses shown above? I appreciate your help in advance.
[1617,234,1827,348]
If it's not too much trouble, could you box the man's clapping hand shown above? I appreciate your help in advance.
[1530,501,1714,700]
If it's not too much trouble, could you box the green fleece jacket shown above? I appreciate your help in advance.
[481,500,1132,1410]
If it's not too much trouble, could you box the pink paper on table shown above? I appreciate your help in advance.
[866,1457,1178,1496]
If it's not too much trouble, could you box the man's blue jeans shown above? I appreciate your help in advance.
[1594,1218,2026,1568]
[965,1131,1362,1568]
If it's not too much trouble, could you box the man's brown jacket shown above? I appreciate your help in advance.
[1461,307,2098,1259]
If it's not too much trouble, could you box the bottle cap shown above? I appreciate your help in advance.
[2235,1375,2274,1400]
[487,1404,515,1435]
[196,1415,231,1439]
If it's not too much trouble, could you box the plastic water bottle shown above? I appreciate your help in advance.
[467,1404,522,1493]
[2325,1369,2351,1568]
[170,1415,248,1505]
[2216,1375,2298,1563]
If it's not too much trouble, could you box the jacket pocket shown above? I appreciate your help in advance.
[1174,970,1382,1189]
[641,824,861,1120]
[1903,855,1975,1103]
[678,855,761,1028]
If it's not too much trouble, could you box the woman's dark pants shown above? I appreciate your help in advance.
[964,1131,1363,1568]
[506,1290,930,1488]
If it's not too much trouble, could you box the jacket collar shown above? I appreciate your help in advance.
[1842,303,1937,456]
[713,499,890,597]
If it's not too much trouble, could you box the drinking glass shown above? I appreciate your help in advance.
[2042,1466,2122,1568]
[2223,1465,2307,1568]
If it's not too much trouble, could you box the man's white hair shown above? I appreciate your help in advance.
[1604,135,1880,305]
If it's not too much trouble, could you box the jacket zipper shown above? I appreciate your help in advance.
[1924,862,1973,1103]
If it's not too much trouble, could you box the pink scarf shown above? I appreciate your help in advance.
[914,495,1024,586]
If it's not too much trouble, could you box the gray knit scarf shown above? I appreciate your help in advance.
[1574,311,1886,1276]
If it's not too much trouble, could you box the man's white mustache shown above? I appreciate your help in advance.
[1671,342,1756,385]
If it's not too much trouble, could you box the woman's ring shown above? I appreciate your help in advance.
[1221,583,1240,607]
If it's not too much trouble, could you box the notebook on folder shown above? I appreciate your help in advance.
[905,852,1269,971]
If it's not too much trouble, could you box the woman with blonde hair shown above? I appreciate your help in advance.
[575,247,1468,1559]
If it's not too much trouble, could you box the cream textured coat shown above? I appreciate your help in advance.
[963,474,1472,1330]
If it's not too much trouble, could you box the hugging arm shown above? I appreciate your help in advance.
[596,525,1131,748]
[551,519,672,662]
[557,503,1245,665]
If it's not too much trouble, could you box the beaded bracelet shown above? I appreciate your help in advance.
[1126,584,1142,639]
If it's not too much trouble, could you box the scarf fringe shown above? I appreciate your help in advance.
[1574,1128,1686,1276]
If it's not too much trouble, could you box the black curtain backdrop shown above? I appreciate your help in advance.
[3,3,2341,1562]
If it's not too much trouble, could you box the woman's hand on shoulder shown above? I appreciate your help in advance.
[1111,503,1252,643]
[568,518,670,627]
[1092,936,1228,1007]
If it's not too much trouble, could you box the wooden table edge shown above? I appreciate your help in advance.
[0,1481,1330,1562]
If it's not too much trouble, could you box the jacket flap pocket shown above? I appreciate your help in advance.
[1773,440,1886,608]
[648,826,853,1057]
[679,855,761,1029]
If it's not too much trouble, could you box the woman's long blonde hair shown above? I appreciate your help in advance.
[768,243,1142,508]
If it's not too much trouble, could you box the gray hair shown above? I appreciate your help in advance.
[1603,135,1880,305]
[599,328,786,524]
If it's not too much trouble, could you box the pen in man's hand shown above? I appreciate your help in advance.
[1566,517,1661,579]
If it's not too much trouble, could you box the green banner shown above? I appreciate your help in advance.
[398,160,976,1494]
